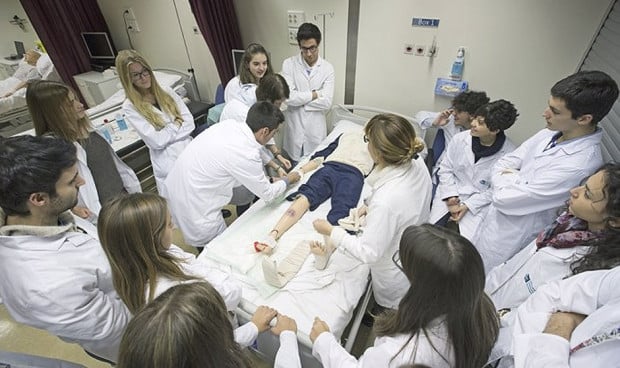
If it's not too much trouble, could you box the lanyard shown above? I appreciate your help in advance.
[570,325,620,354]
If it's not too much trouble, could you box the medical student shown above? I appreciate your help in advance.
[98,192,277,346]
[497,266,620,367]
[220,73,292,174]
[486,163,620,310]
[415,90,490,147]
[27,80,141,222]
[116,49,195,192]
[0,136,130,363]
[118,282,255,368]
[312,113,432,309]
[281,22,335,163]
[163,101,301,247]
[224,43,274,104]
[430,99,518,239]
[473,70,619,272]
[304,225,499,368]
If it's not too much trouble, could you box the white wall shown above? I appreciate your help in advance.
[0,0,40,56]
[233,0,349,106]
[233,0,612,144]
[97,0,220,102]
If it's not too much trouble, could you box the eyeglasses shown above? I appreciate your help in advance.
[392,250,403,272]
[363,135,369,143]
[300,45,318,54]
[131,69,151,80]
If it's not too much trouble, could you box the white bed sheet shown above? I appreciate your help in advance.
[0,77,26,115]
[196,119,371,339]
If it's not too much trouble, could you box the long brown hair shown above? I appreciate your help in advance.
[118,282,251,368]
[375,224,499,368]
[116,49,183,130]
[97,193,194,313]
[238,43,274,84]
[27,80,91,141]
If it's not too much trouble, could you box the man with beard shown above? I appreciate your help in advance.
[0,135,130,364]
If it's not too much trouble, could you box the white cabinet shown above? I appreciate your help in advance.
[73,71,120,107]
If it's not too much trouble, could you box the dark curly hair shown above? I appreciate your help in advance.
[474,99,519,132]
[571,163,620,274]
[452,90,489,115]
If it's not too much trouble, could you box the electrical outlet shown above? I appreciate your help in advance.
[122,7,136,20]
[404,44,414,55]
[287,10,305,28]
[192,26,200,35]
[414,45,426,56]
[288,27,298,45]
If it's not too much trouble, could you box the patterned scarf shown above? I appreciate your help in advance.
[535,211,603,249]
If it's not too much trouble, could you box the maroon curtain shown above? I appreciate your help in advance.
[188,0,243,86]
[19,0,114,99]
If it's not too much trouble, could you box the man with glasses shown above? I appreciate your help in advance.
[281,22,335,164]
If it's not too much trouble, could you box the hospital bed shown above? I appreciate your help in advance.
[0,53,60,137]
[196,104,424,367]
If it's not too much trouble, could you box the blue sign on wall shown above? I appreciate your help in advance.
[412,18,440,27]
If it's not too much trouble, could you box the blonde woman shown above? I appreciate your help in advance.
[116,49,195,192]
[313,113,432,309]
[98,192,277,346]
[27,80,141,220]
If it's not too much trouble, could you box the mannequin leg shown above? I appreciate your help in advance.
[255,195,311,252]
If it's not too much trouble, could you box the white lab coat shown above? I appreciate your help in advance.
[281,54,335,160]
[429,130,515,241]
[503,267,620,368]
[162,119,287,246]
[219,97,273,164]
[148,244,242,311]
[223,76,257,104]
[485,240,589,310]
[122,86,195,192]
[75,138,141,218]
[472,128,603,272]
[0,210,130,363]
[309,318,453,367]
[330,158,432,308]
[145,244,258,346]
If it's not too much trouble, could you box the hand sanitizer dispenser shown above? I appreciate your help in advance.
[450,47,465,81]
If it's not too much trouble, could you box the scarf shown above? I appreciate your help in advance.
[535,211,603,249]
[471,131,506,163]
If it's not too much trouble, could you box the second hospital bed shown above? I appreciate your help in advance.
[196,104,425,367]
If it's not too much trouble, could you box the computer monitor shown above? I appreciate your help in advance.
[81,32,116,60]
[232,49,245,76]
[14,41,25,58]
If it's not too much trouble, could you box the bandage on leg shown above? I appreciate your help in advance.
[309,235,337,270]
[262,241,312,288]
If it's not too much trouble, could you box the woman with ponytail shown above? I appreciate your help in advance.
[312,113,432,309]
